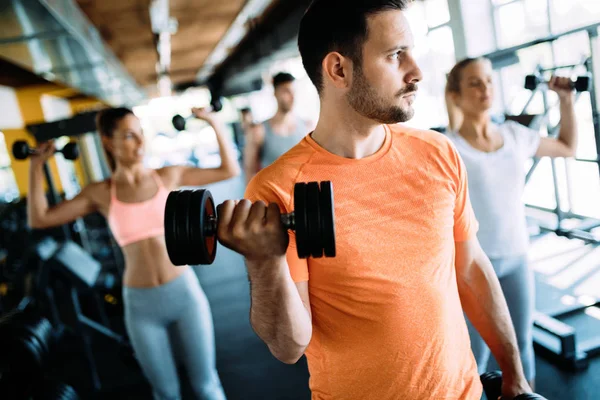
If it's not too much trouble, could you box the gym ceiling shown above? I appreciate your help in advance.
[0,0,312,106]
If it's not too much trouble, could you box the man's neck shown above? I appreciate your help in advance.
[311,103,387,159]
[271,109,295,124]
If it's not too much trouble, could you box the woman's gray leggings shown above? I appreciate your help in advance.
[466,255,536,382]
[123,268,226,400]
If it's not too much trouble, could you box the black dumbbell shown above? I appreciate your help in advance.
[164,181,336,266]
[172,98,224,131]
[524,74,590,92]
[34,378,80,400]
[480,371,547,400]
[12,140,79,161]
[0,307,54,373]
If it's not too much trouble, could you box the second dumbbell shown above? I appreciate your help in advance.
[11,141,79,161]
[172,98,224,131]
[525,74,590,92]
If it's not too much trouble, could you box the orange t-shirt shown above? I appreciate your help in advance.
[245,124,483,400]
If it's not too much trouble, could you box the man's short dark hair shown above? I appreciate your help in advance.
[273,72,296,89]
[298,0,410,94]
[240,107,252,114]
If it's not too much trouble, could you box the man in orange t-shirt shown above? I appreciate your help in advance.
[216,1,532,399]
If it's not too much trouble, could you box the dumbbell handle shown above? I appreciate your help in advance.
[205,212,296,236]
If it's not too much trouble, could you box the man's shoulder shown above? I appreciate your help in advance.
[245,139,316,206]
[388,124,457,157]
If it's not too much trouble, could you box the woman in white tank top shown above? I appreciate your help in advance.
[444,57,579,389]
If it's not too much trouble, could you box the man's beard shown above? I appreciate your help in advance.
[347,66,417,124]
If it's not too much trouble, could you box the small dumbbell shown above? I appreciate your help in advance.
[164,181,336,266]
[480,371,547,400]
[524,74,590,92]
[172,98,224,131]
[11,140,79,161]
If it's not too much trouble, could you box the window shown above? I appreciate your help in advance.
[494,0,550,48]
[499,43,553,114]
[568,161,600,219]
[0,132,19,203]
[424,0,450,28]
[405,2,456,129]
[523,158,557,210]
[550,0,600,34]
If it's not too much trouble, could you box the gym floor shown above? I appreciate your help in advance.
[52,176,599,400]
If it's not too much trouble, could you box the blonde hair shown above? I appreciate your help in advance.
[447,57,490,93]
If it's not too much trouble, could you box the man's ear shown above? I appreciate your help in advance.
[322,51,353,91]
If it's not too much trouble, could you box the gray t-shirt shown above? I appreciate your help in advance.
[260,119,309,168]
[447,121,540,258]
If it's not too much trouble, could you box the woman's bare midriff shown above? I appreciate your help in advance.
[120,235,189,288]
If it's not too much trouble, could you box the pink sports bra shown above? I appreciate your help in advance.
[107,170,170,247]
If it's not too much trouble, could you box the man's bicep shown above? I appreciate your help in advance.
[452,148,479,241]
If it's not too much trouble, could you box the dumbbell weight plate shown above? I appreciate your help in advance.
[319,181,336,257]
[61,142,79,160]
[187,190,203,266]
[294,183,310,259]
[305,182,323,258]
[165,192,180,266]
[524,75,538,91]
[165,191,186,266]
[210,98,223,112]
[12,141,30,160]
[35,379,80,400]
[194,189,217,265]
[177,191,194,266]
[172,114,187,131]
[480,371,503,400]
[575,76,590,92]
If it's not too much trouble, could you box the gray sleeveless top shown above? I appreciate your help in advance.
[260,119,309,167]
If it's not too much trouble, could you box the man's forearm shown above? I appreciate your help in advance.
[557,95,577,154]
[458,257,524,380]
[247,257,312,363]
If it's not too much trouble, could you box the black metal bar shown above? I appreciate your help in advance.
[482,22,600,60]
[45,287,62,328]
[79,315,124,344]
[575,218,600,231]
[71,287,102,391]
[0,30,69,45]
[519,90,538,116]
[555,228,600,244]
[92,292,112,331]
[42,61,105,75]
[534,312,576,358]
[575,157,600,163]
[581,337,600,357]
[540,63,587,72]
[551,302,600,319]
[586,30,600,178]
[526,204,594,221]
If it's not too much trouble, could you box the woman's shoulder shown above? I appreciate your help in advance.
[83,179,111,194]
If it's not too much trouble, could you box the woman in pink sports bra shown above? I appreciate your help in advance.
[27,107,239,400]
